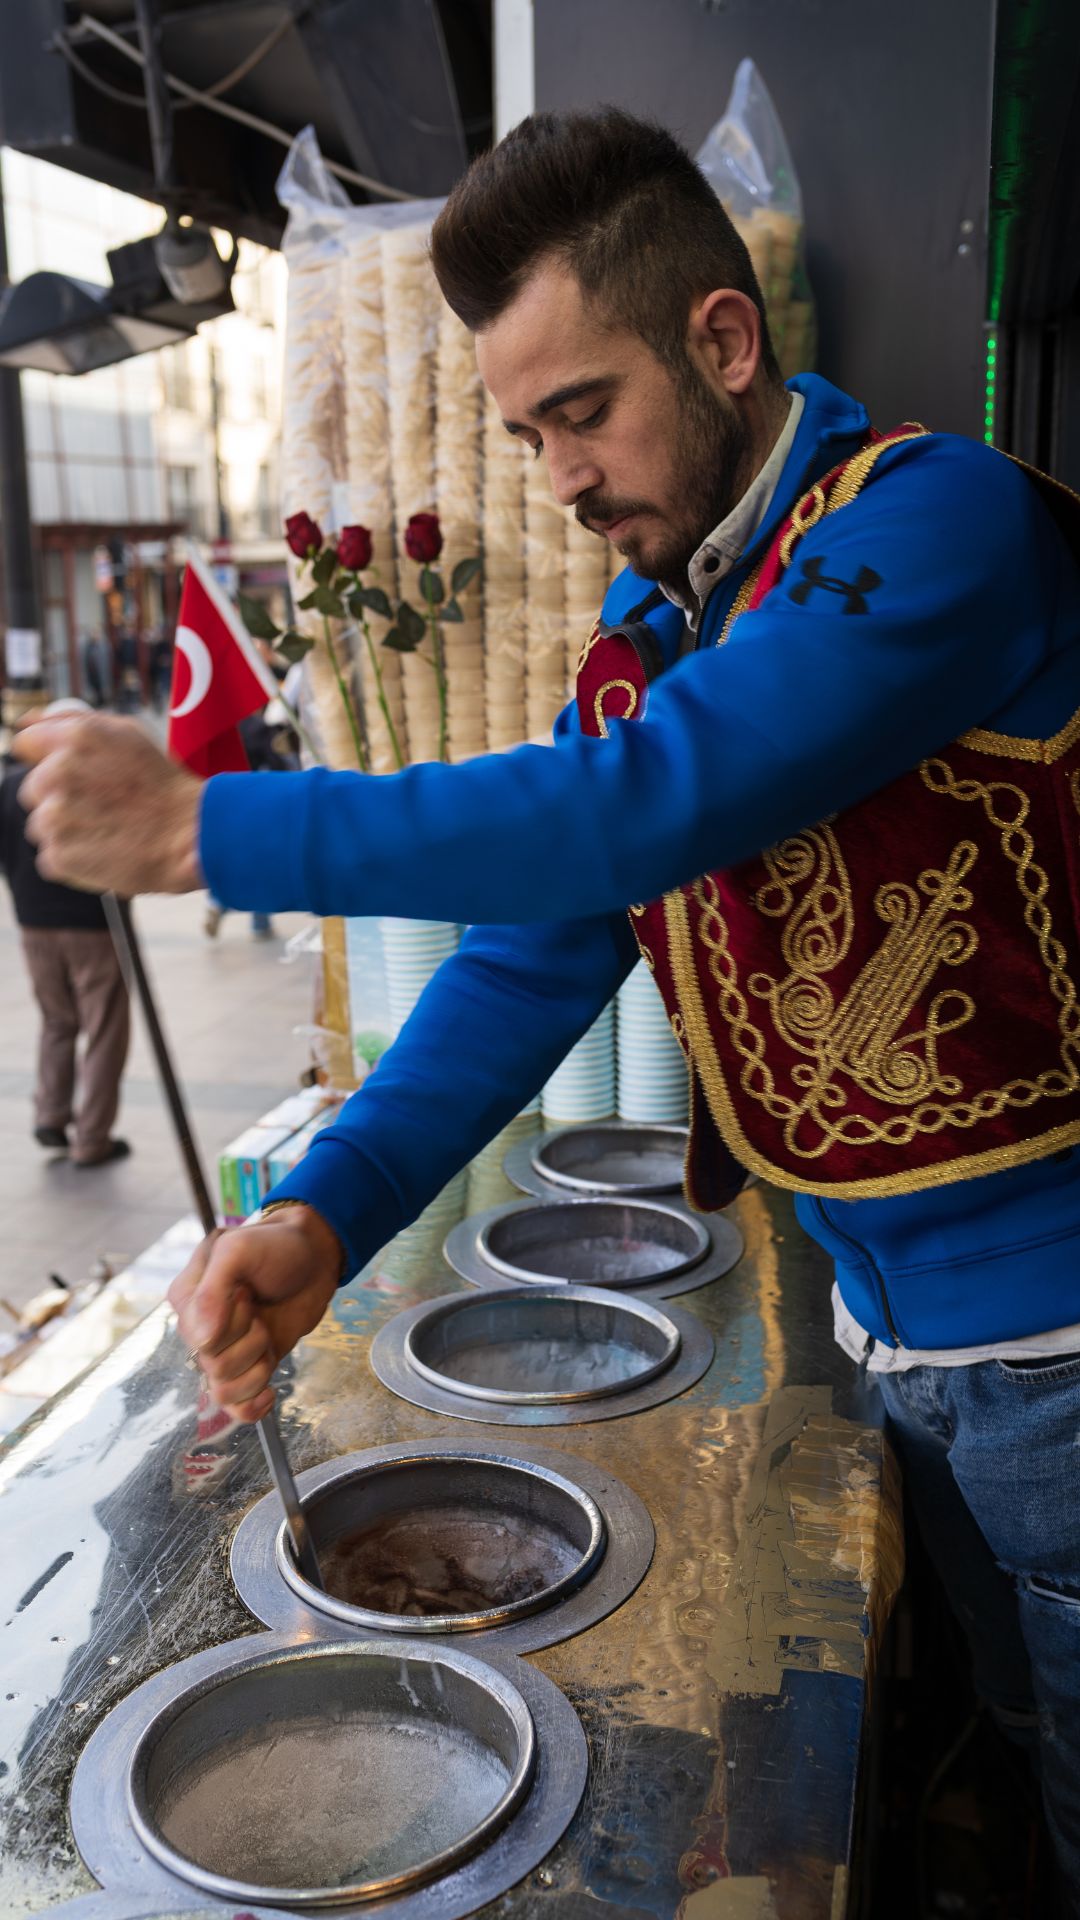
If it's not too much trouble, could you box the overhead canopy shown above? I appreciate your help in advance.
[0,0,492,245]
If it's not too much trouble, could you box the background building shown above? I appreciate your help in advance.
[0,147,287,702]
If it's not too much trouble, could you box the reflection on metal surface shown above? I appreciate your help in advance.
[1,1186,890,1920]
[127,1638,535,1904]
[69,1631,588,1920]
[682,1877,781,1916]
[704,1387,903,1698]
[232,1442,655,1658]
[277,1451,607,1633]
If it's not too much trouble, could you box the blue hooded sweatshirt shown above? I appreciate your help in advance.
[201,374,1080,1349]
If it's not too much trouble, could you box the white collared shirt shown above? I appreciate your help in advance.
[660,389,805,631]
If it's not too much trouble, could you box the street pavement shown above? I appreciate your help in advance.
[0,886,317,1313]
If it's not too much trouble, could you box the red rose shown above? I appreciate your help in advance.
[404,512,442,564]
[284,511,323,559]
[337,524,373,571]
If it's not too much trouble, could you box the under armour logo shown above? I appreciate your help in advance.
[789,555,883,615]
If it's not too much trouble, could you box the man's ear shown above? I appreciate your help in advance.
[689,288,761,397]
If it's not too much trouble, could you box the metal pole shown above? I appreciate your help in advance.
[0,154,43,693]
[101,893,215,1232]
[133,0,175,199]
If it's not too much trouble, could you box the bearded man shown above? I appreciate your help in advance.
[17,109,1080,1897]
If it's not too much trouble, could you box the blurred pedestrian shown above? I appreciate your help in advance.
[150,630,173,713]
[115,628,141,714]
[1,700,130,1165]
[80,632,110,709]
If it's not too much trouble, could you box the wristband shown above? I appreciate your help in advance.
[257,1198,348,1281]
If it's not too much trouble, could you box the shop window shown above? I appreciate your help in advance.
[256,464,275,536]
[165,463,200,533]
[161,344,193,412]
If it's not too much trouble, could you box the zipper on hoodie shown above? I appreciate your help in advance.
[815,1196,903,1348]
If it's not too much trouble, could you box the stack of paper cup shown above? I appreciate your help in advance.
[541,1002,616,1125]
[466,1103,541,1215]
[378,1169,469,1289]
[617,961,690,1124]
[379,918,461,1035]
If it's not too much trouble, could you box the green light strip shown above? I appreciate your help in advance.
[984,332,997,446]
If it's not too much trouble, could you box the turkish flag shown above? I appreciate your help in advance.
[167,552,276,778]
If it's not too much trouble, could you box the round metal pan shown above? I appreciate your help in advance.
[505,1121,688,1198]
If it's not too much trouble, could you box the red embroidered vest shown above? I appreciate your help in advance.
[577,430,1080,1206]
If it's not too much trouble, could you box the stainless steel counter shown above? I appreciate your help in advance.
[0,1180,898,1920]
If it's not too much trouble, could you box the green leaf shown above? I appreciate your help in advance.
[419,566,444,605]
[277,630,314,663]
[237,592,280,640]
[439,597,464,624]
[383,625,420,653]
[451,557,482,595]
[309,583,344,618]
[397,601,427,645]
[311,546,337,587]
[349,585,393,621]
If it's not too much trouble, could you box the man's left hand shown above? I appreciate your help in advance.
[15,713,203,895]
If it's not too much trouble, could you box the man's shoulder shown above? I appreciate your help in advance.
[814,428,1067,572]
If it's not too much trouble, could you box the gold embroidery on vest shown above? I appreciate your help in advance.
[681,838,981,1161]
[594,678,639,739]
[778,483,827,568]
[960,703,1080,766]
[662,881,1080,1197]
[665,755,1080,1164]
[716,564,761,647]
[577,623,602,676]
[748,838,979,1135]
[921,758,1080,1088]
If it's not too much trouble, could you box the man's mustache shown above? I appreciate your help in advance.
[574,493,655,534]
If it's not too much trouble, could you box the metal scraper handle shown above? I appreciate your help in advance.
[256,1410,325,1590]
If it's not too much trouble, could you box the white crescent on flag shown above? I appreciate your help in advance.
[170,624,213,719]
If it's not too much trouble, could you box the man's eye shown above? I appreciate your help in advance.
[574,404,607,431]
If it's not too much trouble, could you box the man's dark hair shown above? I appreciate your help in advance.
[430,107,781,383]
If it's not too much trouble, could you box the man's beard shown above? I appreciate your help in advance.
[575,365,751,595]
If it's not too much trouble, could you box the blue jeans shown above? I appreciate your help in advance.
[878,1359,1080,1910]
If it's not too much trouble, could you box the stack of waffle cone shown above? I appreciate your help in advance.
[482,387,528,751]
[564,510,610,698]
[435,301,486,761]
[524,452,567,741]
[382,223,442,765]
[341,224,406,772]
[281,241,362,773]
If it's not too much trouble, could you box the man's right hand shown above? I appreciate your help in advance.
[168,1205,345,1421]
[14,712,204,896]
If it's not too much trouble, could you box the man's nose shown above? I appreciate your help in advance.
[545,445,602,510]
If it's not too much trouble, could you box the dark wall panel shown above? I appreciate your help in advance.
[534,0,995,439]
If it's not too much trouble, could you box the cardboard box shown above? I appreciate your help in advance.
[218,1122,299,1223]
[264,1105,342,1188]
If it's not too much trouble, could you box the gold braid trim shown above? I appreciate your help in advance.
[960,704,1080,764]
[594,678,639,739]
